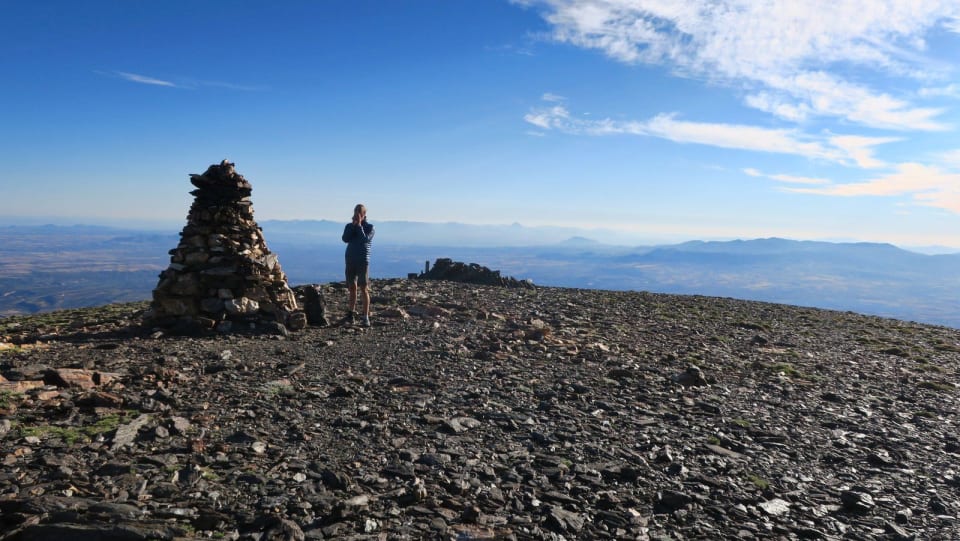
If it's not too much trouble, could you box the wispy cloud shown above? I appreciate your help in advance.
[787,163,960,213]
[919,83,960,98]
[525,101,898,167]
[115,71,176,87]
[941,149,960,167]
[769,173,833,186]
[523,105,570,129]
[188,79,268,92]
[743,167,831,186]
[751,72,946,130]
[101,71,264,91]
[485,43,537,57]
[828,135,900,169]
[526,0,959,130]
[947,17,960,33]
[641,114,836,159]
[744,168,832,186]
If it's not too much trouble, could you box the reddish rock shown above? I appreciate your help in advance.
[0,380,44,393]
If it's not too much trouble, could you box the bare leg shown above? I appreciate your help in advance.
[360,284,370,317]
[348,282,358,314]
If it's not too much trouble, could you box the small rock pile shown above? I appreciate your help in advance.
[418,258,534,289]
[145,160,306,335]
[291,284,330,327]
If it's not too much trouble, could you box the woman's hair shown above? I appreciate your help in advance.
[353,204,366,218]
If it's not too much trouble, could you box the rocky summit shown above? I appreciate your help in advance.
[1,279,959,540]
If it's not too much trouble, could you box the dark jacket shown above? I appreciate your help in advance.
[342,221,374,264]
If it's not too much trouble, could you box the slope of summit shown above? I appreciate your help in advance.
[1,279,960,540]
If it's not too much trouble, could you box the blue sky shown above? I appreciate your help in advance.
[2,1,959,248]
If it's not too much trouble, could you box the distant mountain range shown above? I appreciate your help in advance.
[257,219,646,247]
[0,221,958,328]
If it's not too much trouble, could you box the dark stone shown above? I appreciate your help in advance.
[544,506,585,533]
[656,490,693,512]
[296,285,329,327]
[417,258,534,289]
[3,523,177,541]
[840,490,876,514]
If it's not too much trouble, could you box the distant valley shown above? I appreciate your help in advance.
[1,221,958,329]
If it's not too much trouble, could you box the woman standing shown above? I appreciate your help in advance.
[342,204,375,326]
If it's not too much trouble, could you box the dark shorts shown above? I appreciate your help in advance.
[345,260,369,287]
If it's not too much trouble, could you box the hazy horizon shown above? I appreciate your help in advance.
[1,220,958,328]
[2,215,958,255]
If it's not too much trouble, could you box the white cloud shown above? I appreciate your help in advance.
[525,104,832,156]
[542,92,566,102]
[787,162,960,212]
[744,168,832,186]
[103,71,262,91]
[523,105,570,129]
[744,93,811,123]
[641,114,835,158]
[919,83,960,97]
[527,0,960,130]
[915,190,960,212]
[941,149,960,167]
[116,71,176,87]
[769,173,832,186]
[828,135,900,169]
[195,80,266,92]
[525,100,898,167]
[762,71,947,131]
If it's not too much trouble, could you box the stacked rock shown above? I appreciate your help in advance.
[418,258,535,289]
[145,160,307,334]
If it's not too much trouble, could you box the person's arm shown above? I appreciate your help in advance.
[363,221,375,241]
[342,223,356,243]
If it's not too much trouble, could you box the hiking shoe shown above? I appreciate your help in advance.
[361,315,371,327]
[345,312,357,323]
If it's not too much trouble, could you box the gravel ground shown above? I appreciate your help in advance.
[1,278,959,540]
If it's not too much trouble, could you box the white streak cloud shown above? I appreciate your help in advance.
[525,101,899,167]
[641,114,833,158]
[769,173,832,186]
[116,71,176,87]
[102,71,263,91]
[196,80,267,92]
[744,168,832,186]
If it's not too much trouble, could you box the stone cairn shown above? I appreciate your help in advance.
[145,160,307,334]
